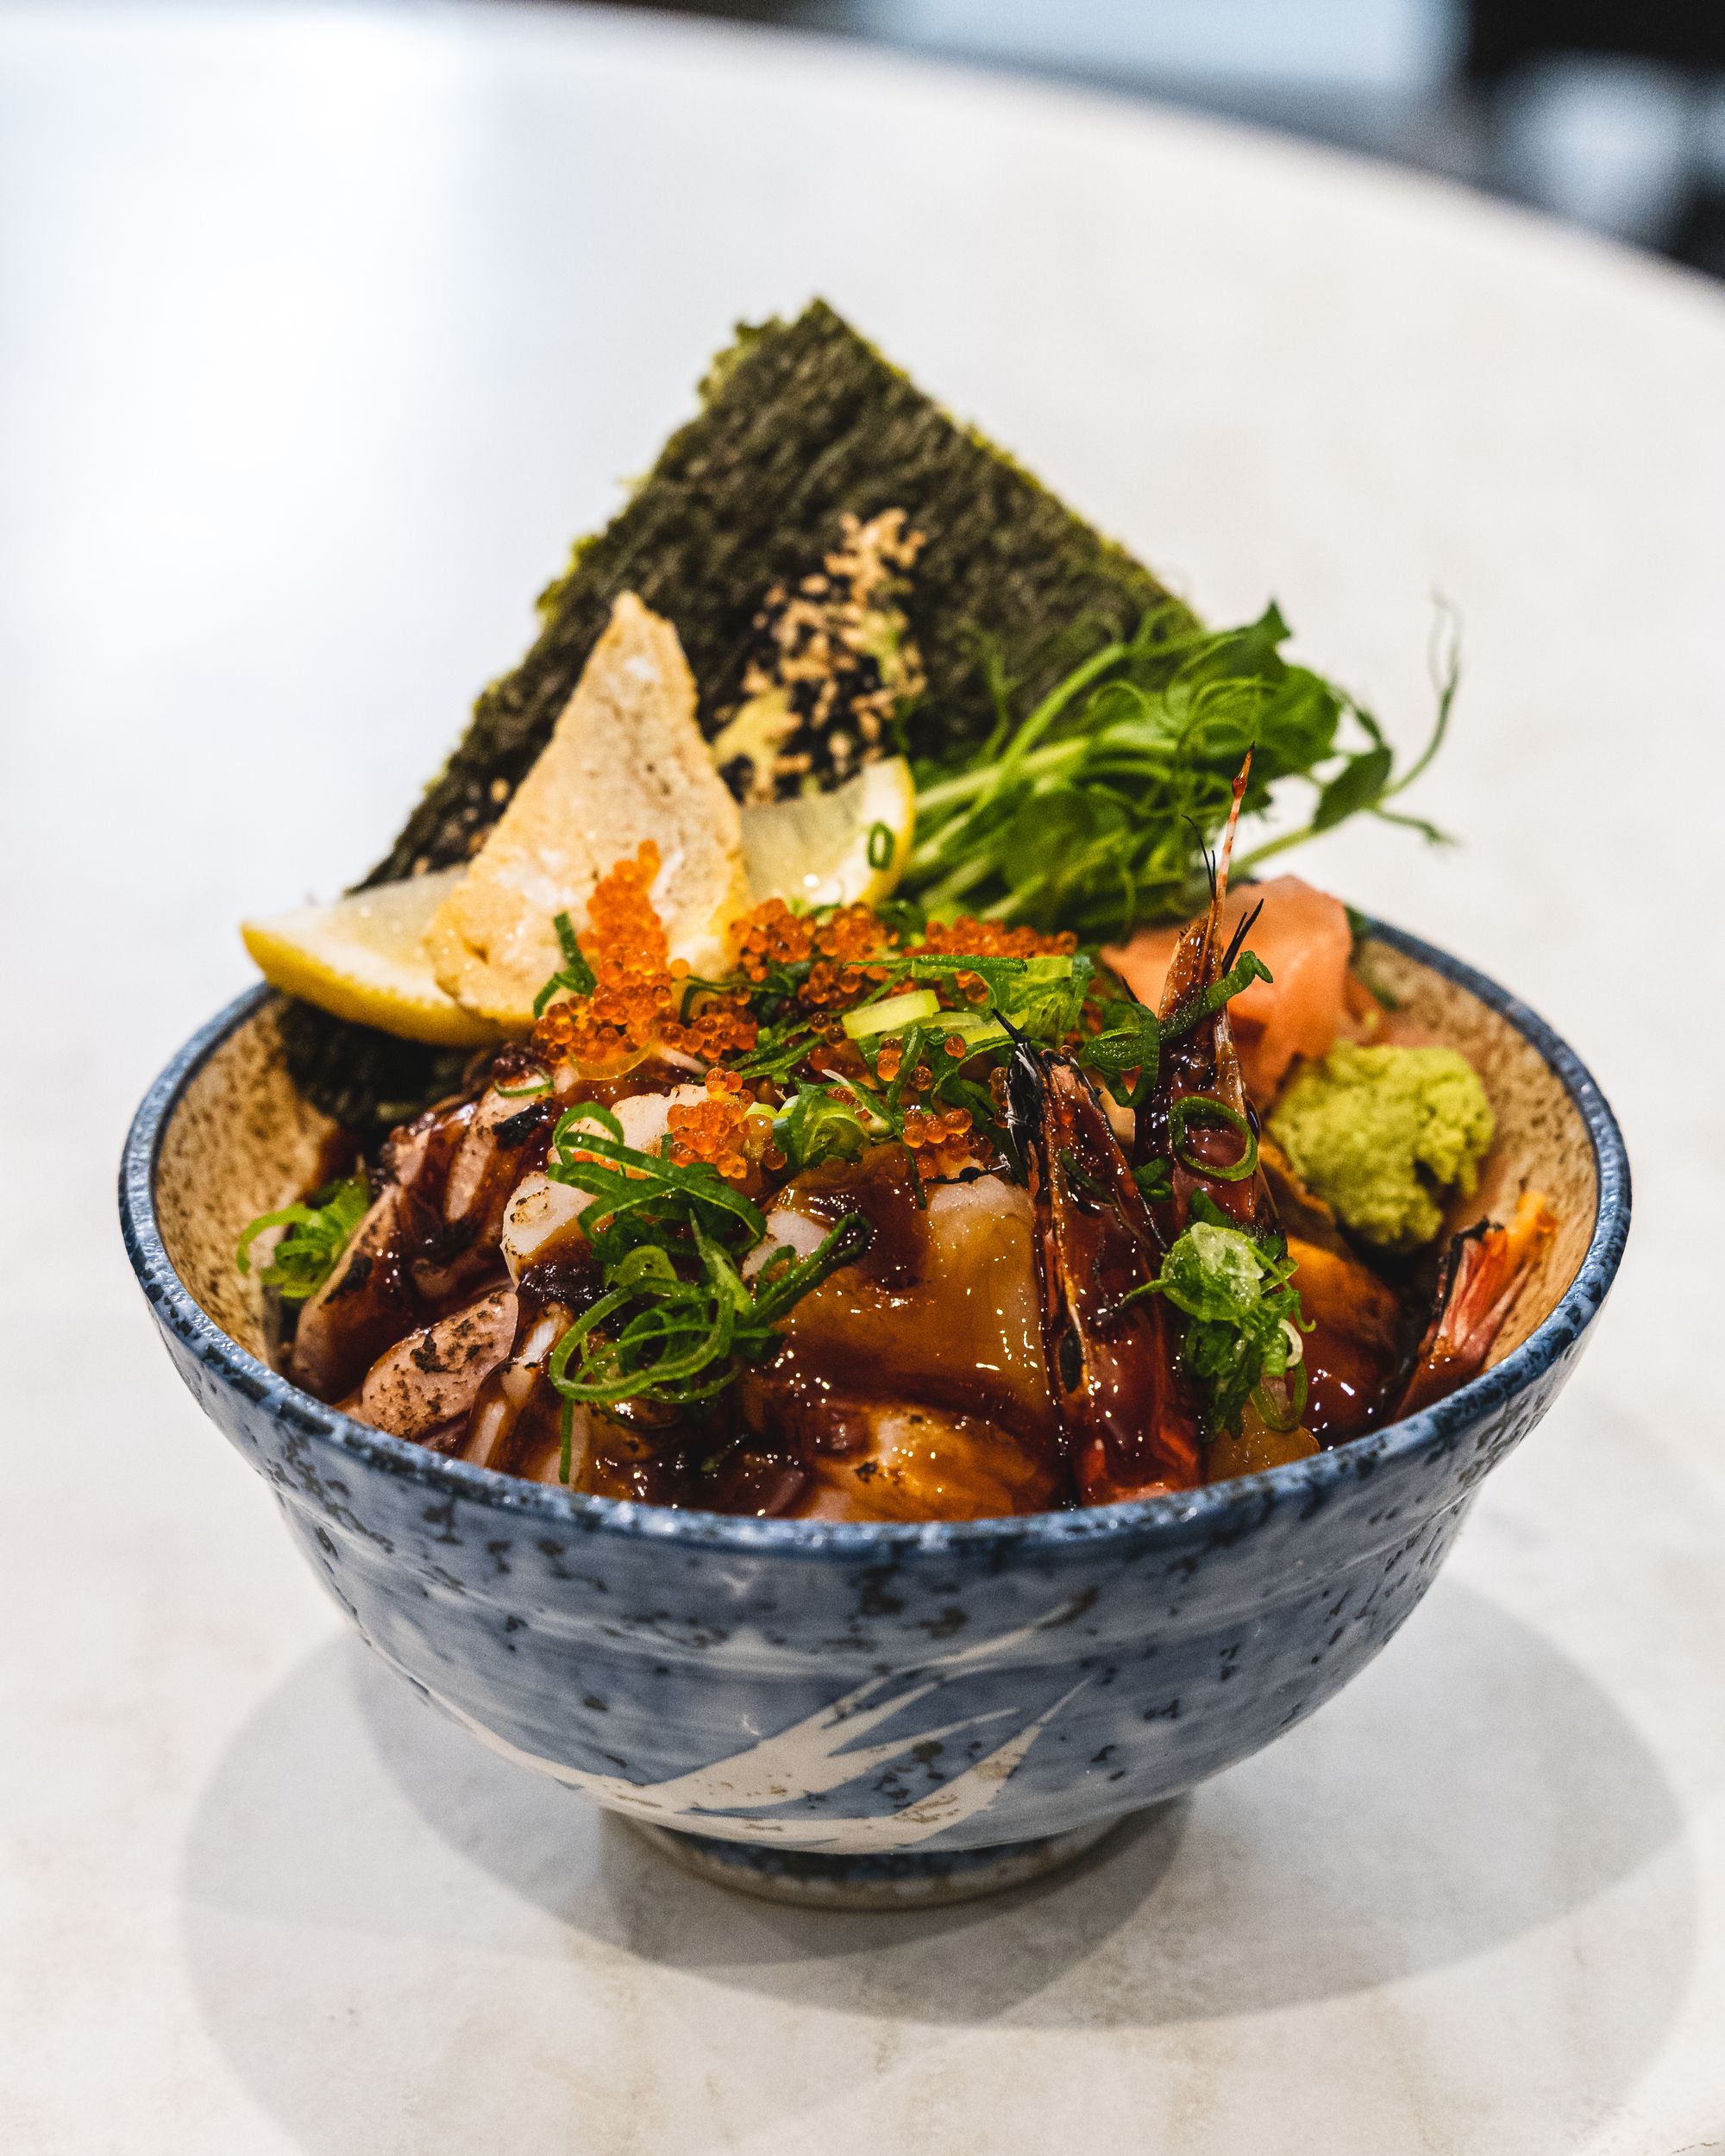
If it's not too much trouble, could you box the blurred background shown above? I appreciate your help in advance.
[608,0,1725,276]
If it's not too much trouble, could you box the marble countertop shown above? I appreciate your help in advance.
[4,5,1722,2151]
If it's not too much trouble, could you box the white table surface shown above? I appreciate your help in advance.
[4,4,1723,2151]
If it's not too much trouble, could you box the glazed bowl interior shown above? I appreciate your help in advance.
[154,929,1601,1412]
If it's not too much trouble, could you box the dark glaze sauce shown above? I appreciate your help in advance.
[764,1149,1054,1438]
[1289,1238,1406,1440]
[789,1146,930,1293]
[584,1409,811,1520]
[733,1147,1067,1516]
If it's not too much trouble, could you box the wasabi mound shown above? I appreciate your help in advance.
[1269,1043,1495,1249]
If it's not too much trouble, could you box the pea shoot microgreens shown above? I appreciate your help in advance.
[904,599,1456,938]
[236,1174,370,1300]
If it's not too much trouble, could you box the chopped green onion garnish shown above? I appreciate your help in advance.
[235,1174,370,1301]
[1126,1214,1309,1436]
[532,909,598,1018]
[1132,1156,1173,1203]
[843,988,940,1040]
[936,1012,1010,1050]
[1169,1094,1258,1183]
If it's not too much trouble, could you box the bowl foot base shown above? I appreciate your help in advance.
[628,1816,1124,1909]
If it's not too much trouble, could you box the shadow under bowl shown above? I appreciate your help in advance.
[121,922,1628,1908]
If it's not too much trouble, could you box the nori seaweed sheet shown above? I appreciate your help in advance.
[282,298,1188,1132]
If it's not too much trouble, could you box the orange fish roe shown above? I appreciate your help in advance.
[660,990,759,1064]
[734,896,894,1006]
[666,1065,755,1181]
[806,1037,870,1085]
[529,842,690,1071]
[902,1105,987,1178]
[808,906,895,1006]
[521,852,1076,1197]
[874,1037,935,1091]
[913,914,1078,961]
[801,959,863,1009]
[903,1106,971,1148]
[734,897,816,980]
[818,904,893,963]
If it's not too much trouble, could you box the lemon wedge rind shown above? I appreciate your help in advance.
[739,755,916,911]
[242,868,501,1049]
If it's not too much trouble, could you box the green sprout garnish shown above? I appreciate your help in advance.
[904,600,1455,937]
[236,1174,370,1301]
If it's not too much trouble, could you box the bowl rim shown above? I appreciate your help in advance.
[120,916,1631,1558]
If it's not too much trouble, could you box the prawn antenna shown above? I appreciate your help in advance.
[1214,752,1253,911]
[1220,896,1265,977]
[994,1012,1044,1183]
[1183,815,1218,904]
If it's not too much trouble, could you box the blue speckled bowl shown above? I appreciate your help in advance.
[121,923,1628,1906]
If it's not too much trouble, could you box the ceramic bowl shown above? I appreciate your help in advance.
[121,922,1628,1908]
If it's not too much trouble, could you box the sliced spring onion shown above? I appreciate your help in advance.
[1169,1094,1258,1182]
[935,1011,1010,1050]
[1251,1357,1310,1433]
[843,987,940,1040]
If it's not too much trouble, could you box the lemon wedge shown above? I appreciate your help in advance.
[739,755,916,910]
[242,869,501,1048]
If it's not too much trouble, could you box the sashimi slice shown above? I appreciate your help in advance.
[1103,875,1358,1105]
